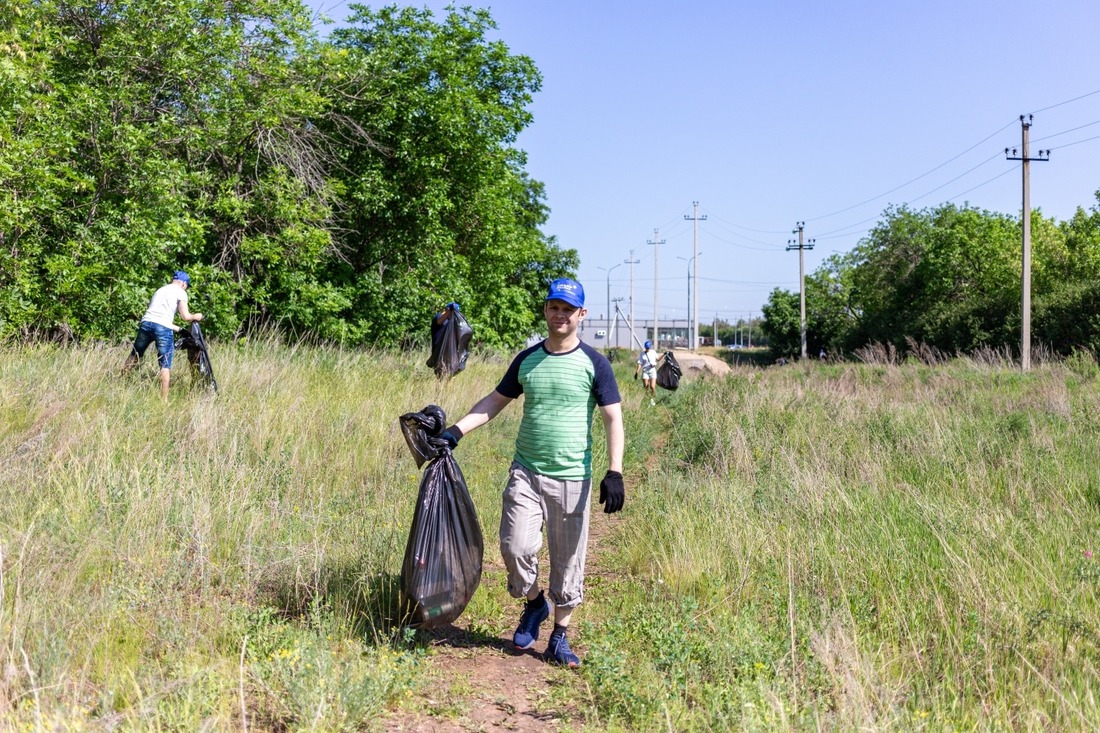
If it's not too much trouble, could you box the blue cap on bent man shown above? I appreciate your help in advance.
[173,270,191,285]
[545,278,585,308]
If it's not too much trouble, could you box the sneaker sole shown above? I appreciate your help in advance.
[513,639,538,651]
[546,655,580,668]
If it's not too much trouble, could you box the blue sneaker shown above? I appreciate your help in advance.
[513,591,550,650]
[545,627,580,668]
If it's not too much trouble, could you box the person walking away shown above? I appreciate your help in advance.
[122,271,203,401]
[437,278,625,668]
[634,340,662,406]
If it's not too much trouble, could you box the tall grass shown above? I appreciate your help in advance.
[592,358,1100,731]
[3,342,1099,731]
[0,339,520,730]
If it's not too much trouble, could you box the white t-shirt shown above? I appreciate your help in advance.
[637,348,659,377]
[141,283,188,328]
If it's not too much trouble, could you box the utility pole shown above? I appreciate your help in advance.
[684,202,707,351]
[786,222,815,360]
[677,253,702,346]
[647,229,665,348]
[747,312,752,348]
[611,297,624,348]
[1006,115,1050,371]
[599,261,624,332]
[626,250,640,348]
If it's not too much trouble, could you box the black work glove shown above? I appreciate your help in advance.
[598,470,625,514]
[439,425,463,450]
[634,372,638,380]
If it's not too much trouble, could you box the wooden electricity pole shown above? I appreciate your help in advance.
[647,229,665,347]
[684,202,707,351]
[1006,115,1049,371]
[786,222,814,360]
[626,249,640,347]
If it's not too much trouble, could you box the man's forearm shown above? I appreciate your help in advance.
[601,403,625,473]
[453,391,512,436]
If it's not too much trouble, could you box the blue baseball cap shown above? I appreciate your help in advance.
[644,340,652,349]
[545,278,585,308]
[173,270,191,285]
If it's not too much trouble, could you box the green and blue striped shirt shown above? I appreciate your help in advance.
[496,341,621,480]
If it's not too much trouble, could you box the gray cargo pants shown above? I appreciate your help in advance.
[499,461,591,609]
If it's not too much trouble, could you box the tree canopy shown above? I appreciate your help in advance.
[0,1,575,347]
[762,197,1100,358]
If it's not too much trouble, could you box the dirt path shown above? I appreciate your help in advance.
[381,512,622,732]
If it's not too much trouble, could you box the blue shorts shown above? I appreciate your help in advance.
[131,321,176,369]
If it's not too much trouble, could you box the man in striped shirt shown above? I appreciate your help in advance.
[440,278,625,667]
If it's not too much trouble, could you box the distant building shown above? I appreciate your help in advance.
[577,316,696,350]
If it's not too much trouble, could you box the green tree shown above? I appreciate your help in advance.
[1034,192,1100,353]
[760,288,800,357]
[847,204,1021,352]
[321,6,575,347]
[1,2,570,347]
[0,0,331,339]
[805,252,859,355]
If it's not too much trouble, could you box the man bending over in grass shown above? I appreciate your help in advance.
[438,278,625,668]
[122,271,203,401]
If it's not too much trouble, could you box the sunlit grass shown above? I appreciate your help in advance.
[3,342,1099,730]
[595,357,1100,731]
[0,339,523,730]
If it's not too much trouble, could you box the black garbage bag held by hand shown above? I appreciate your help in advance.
[656,351,682,391]
[426,306,474,379]
[398,405,484,629]
[174,321,218,392]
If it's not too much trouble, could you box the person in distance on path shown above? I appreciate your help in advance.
[438,278,625,668]
[634,339,663,406]
[122,271,203,401]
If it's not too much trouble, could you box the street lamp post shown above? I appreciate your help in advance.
[598,262,624,349]
[677,253,701,349]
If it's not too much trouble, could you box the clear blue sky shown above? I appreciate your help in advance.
[305,0,1100,326]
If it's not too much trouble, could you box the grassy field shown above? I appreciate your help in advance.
[1,340,1098,731]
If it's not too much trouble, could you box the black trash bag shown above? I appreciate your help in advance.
[426,310,473,379]
[656,351,682,391]
[398,405,484,629]
[175,322,218,392]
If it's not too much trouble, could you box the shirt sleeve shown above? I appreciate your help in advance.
[582,343,621,406]
[495,347,533,399]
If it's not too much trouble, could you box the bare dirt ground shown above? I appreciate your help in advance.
[669,350,731,378]
[380,512,623,733]
[380,358,709,732]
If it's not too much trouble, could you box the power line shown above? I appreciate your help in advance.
[1032,88,1100,114]
[811,164,1021,245]
[697,276,796,285]
[813,149,1005,238]
[1030,118,1100,145]
[705,230,784,252]
[944,167,1017,203]
[696,89,1099,238]
[804,118,1019,224]
[1049,133,1100,151]
[703,211,789,235]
